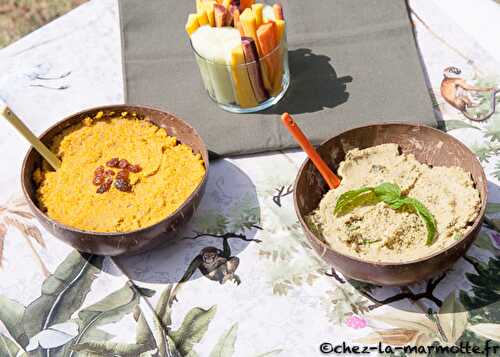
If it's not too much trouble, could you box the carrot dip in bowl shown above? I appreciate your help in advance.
[33,111,205,233]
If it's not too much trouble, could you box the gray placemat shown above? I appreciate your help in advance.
[119,0,436,157]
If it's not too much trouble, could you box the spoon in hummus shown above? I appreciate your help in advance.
[1,104,61,170]
[281,112,340,189]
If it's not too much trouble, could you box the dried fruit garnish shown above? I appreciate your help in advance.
[96,178,113,194]
[118,159,129,169]
[95,165,105,175]
[116,170,129,180]
[128,164,142,173]
[106,158,120,168]
[115,178,132,192]
[93,175,105,186]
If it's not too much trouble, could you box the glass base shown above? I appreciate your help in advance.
[215,72,290,114]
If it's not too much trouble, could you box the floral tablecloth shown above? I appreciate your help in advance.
[0,0,500,356]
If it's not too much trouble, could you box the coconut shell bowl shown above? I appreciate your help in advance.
[21,105,209,256]
[293,123,487,286]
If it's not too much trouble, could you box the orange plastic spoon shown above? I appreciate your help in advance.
[281,112,341,189]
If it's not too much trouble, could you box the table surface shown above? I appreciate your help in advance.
[0,1,500,356]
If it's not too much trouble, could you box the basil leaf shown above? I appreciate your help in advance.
[334,187,373,215]
[403,197,437,245]
[333,182,437,245]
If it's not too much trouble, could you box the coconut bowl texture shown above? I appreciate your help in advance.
[21,105,209,256]
[294,123,487,286]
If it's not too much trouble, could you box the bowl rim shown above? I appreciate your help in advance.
[293,121,488,267]
[21,104,210,237]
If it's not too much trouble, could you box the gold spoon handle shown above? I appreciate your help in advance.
[1,104,61,170]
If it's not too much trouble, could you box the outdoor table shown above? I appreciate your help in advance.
[0,0,499,356]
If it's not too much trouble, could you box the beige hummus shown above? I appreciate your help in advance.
[307,144,481,263]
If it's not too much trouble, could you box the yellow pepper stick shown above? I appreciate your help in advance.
[230,44,259,108]
[185,14,200,36]
[204,1,216,27]
[197,10,209,26]
[275,19,286,43]
[251,3,264,27]
[223,0,232,9]
[196,0,204,13]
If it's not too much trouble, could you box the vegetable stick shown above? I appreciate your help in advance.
[185,14,200,36]
[226,4,237,26]
[223,0,232,9]
[275,19,286,43]
[204,1,216,27]
[240,8,275,91]
[196,0,204,13]
[273,3,284,20]
[230,44,259,108]
[214,4,227,27]
[232,8,245,36]
[197,10,209,26]
[241,37,268,102]
[240,8,260,54]
[251,3,264,27]
[256,22,278,84]
[239,0,254,12]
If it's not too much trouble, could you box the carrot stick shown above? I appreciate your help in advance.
[239,0,254,11]
[230,44,259,108]
[251,3,264,27]
[256,22,278,87]
[281,113,341,189]
[273,3,284,20]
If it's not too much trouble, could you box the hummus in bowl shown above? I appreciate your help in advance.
[293,123,487,285]
[307,143,481,263]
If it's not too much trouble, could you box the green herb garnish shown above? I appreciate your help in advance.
[334,182,437,245]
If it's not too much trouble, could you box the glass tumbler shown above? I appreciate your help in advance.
[191,36,290,113]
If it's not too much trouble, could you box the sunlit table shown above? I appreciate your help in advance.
[0,1,500,356]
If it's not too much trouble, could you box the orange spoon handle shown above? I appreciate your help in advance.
[281,113,341,189]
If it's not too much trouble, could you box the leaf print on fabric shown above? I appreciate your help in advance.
[68,283,155,356]
[355,309,440,348]
[170,306,217,356]
[0,194,48,276]
[437,292,468,343]
[71,340,152,356]
[26,321,78,352]
[467,323,500,342]
[438,119,480,132]
[0,295,28,347]
[0,334,20,357]
[22,252,103,341]
[209,323,238,357]
[486,202,500,214]
[320,284,372,325]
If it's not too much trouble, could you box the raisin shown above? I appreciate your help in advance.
[104,169,115,177]
[106,158,120,168]
[94,165,105,175]
[93,174,104,186]
[115,178,132,192]
[118,159,129,169]
[128,164,142,173]
[116,170,129,180]
[96,179,112,194]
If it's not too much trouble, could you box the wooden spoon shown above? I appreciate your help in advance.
[281,112,340,189]
[1,104,61,170]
